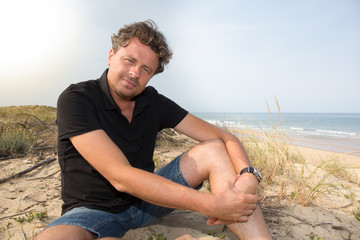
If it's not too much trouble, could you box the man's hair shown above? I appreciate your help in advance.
[111,20,172,74]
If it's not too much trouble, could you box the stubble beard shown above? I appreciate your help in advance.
[114,73,139,101]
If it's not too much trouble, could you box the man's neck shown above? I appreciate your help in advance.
[109,89,136,123]
[116,98,135,123]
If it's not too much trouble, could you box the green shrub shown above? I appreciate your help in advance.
[0,127,35,157]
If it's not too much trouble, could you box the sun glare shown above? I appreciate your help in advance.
[0,0,78,74]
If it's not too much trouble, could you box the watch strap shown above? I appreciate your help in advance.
[239,166,262,182]
[240,166,255,175]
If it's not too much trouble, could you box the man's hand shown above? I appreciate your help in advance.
[207,174,259,225]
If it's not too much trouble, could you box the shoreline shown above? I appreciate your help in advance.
[194,112,360,156]
[232,127,360,157]
[290,144,360,170]
[287,133,360,157]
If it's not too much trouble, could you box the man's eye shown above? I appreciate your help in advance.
[124,58,134,63]
[143,68,150,74]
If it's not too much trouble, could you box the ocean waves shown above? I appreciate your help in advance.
[194,112,360,155]
[289,127,357,138]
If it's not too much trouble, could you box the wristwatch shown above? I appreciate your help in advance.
[240,167,262,182]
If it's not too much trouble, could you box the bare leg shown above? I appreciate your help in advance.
[174,234,199,240]
[180,140,272,240]
[35,225,97,240]
[99,238,123,240]
[99,235,196,240]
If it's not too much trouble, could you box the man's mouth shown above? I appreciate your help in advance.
[123,75,137,89]
[124,79,136,88]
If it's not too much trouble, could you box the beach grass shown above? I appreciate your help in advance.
[235,126,359,208]
[0,127,35,158]
[156,119,359,209]
[216,98,360,208]
[0,105,57,158]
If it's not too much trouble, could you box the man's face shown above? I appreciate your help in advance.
[107,37,159,102]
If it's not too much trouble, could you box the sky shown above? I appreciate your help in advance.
[0,0,359,113]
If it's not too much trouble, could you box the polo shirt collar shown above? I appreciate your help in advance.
[100,69,117,110]
[99,69,149,115]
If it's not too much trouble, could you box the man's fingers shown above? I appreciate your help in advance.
[207,190,258,225]
[246,193,259,204]
[248,203,257,211]
[207,216,251,226]
[206,217,223,226]
[207,206,255,226]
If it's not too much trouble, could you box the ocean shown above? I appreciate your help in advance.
[192,112,360,156]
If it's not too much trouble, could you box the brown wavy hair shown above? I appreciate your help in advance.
[111,20,172,75]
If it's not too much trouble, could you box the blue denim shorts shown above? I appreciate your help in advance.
[45,154,200,238]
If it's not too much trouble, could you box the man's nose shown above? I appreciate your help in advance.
[129,65,141,78]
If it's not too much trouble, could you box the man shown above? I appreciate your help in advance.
[36,20,272,240]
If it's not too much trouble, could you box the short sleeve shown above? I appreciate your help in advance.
[147,87,188,129]
[57,83,102,141]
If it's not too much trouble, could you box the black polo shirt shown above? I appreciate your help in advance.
[57,69,188,214]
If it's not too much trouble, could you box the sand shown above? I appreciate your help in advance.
[0,134,360,240]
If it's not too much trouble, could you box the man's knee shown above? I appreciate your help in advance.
[193,139,226,155]
[180,139,231,186]
[182,140,228,169]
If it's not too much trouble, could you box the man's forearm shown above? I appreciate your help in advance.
[114,165,210,212]
[221,132,252,173]
[113,164,258,222]
[220,132,260,195]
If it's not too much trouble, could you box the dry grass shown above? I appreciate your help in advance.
[0,105,57,158]
[222,98,360,207]
[235,125,360,207]
[200,113,358,208]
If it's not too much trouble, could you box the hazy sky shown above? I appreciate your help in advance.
[1,0,359,113]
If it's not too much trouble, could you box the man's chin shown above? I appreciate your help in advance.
[115,90,138,101]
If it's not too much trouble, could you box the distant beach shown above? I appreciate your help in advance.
[193,112,360,156]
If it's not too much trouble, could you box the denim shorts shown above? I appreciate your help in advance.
[45,154,201,238]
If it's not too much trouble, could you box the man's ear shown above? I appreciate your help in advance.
[107,48,114,66]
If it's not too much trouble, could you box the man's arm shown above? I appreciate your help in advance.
[174,113,260,226]
[174,113,259,191]
[70,129,257,222]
